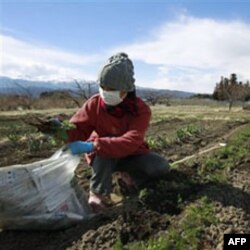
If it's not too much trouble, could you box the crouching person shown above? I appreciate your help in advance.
[65,52,170,212]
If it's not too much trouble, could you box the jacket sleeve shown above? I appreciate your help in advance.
[94,103,151,158]
[67,99,95,142]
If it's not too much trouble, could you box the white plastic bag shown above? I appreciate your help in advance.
[0,149,92,230]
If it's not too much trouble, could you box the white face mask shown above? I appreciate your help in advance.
[99,87,125,106]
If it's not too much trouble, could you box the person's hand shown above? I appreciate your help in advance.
[49,117,62,126]
[48,118,62,133]
[44,118,75,142]
[65,141,94,155]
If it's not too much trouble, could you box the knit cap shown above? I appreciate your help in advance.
[97,52,135,92]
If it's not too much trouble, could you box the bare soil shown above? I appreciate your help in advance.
[0,115,249,250]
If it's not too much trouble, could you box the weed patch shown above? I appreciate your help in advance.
[196,125,250,183]
[216,126,249,167]
[176,125,202,142]
[146,135,170,151]
[126,197,216,250]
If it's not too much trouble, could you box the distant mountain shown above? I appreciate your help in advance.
[0,76,195,98]
[0,76,96,97]
[136,86,194,99]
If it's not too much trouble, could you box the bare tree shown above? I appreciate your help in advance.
[69,79,90,107]
[146,95,158,106]
[13,81,35,109]
[158,94,172,106]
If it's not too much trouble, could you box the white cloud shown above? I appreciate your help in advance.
[0,34,101,81]
[1,15,250,93]
[112,15,250,93]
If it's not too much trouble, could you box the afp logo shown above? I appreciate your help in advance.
[224,234,250,249]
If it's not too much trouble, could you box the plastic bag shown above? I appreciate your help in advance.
[0,149,92,230]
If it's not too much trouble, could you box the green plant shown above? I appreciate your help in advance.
[138,188,152,202]
[176,125,201,141]
[177,194,183,206]
[130,196,216,250]
[197,126,250,182]
[113,240,124,250]
[204,158,221,171]
[215,126,250,169]
[55,120,76,142]
[220,144,247,161]
[146,135,170,151]
[165,197,215,249]
[206,172,228,183]
[7,124,23,145]
[8,133,22,145]
[47,136,57,147]
[27,135,43,152]
[147,237,167,250]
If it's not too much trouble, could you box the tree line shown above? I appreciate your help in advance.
[213,73,250,110]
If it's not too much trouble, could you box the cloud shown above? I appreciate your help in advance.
[1,15,250,93]
[0,34,101,81]
[112,15,250,93]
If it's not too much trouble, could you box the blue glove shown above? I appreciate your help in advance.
[66,141,94,155]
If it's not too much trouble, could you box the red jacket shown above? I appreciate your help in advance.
[68,94,151,164]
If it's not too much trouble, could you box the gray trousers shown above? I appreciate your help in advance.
[90,152,170,195]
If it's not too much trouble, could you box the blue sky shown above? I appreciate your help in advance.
[1,0,250,93]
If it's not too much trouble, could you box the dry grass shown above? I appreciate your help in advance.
[0,108,77,117]
[151,104,250,123]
